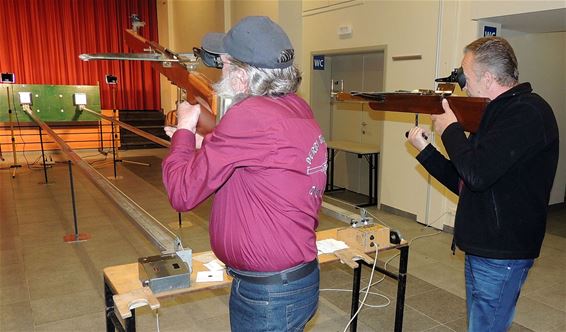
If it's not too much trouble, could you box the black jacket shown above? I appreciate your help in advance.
[417,83,559,259]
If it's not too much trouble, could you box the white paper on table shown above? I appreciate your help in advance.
[193,252,217,263]
[204,259,225,271]
[316,238,349,255]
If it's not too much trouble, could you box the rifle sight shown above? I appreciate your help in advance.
[435,67,466,90]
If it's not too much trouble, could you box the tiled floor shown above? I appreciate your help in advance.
[1,149,565,332]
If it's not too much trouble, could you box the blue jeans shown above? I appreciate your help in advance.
[228,264,319,332]
[465,254,533,332]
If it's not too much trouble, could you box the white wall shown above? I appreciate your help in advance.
[470,0,565,18]
[504,31,566,204]
[229,0,278,24]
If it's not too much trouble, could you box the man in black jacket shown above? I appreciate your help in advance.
[407,37,559,331]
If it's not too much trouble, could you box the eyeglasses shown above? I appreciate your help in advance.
[193,47,223,69]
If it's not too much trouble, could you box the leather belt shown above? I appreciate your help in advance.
[228,259,318,285]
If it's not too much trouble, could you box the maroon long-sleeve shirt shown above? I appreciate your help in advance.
[162,94,327,272]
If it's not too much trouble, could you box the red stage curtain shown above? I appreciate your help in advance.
[0,0,160,111]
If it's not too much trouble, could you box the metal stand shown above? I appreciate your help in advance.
[107,85,149,180]
[170,212,192,229]
[6,86,21,178]
[63,160,91,243]
[0,141,4,162]
[38,126,50,184]
[105,278,133,332]
[97,120,109,156]
[348,244,409,332]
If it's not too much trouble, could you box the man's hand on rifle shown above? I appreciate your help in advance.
[431,99,458,136]
[177,101,201,134]
[164,125,205,148]
[407,127,429,151]
[164,101,204,148]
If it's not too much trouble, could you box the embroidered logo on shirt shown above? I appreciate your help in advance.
[306,136,327,175]
[306,135,326,167]
[309,186,323,197]
[305,135,327,198]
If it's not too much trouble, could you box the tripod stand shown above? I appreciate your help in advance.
[6,86,22,178]
[107,81,149,179]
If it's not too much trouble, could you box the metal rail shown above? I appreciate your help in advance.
[22,105,181,253]
[80,107,170,148]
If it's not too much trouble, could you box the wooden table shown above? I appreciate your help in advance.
[317,229,409,332]
[104,228,409,332]
[325,140,380,207]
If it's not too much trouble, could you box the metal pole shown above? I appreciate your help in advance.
[350,266,362,332]
[39,126,49,184]
[178,212,182,227]
[67,160,80,240]
[7,87,17,164]
[0,142,4,161]
[98,120,105,153]
[105,281,117,332]
[111,114,118,178]
[7,86,21,178]
[111,86,121,158]
[394,246,409,332]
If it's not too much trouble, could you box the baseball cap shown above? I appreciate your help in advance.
[201,16,295,69]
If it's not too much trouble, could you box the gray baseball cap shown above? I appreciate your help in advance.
[202,16,295,69]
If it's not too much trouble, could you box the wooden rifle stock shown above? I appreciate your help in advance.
[124,29,216,136]
[335,92,489,134]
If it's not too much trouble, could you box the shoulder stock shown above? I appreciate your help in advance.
[443,96,488,134]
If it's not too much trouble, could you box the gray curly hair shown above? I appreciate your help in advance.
[215,57,302,98]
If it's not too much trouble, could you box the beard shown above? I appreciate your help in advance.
[214,72,237,98]
[213,71,248,107]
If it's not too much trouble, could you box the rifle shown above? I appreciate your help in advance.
[335,90,489,134]
[124,29,217,136]
[80,28,218,136]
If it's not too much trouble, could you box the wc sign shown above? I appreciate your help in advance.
[478,21,500,37]
[483,25,497,36]
[313,55,325,70]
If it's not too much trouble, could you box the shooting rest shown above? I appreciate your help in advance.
[103,228,409,332]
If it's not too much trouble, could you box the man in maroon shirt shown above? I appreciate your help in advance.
[162,16,326,331]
